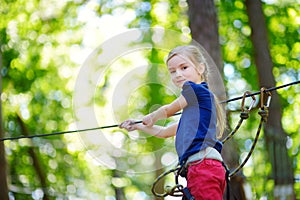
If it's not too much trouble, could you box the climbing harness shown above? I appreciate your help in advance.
[151,88,272,199]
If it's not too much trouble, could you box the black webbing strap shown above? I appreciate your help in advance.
[223,162,231,200]
[181,187,195,200]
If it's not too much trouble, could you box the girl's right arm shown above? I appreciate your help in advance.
[119,120,177,138]
[119,94,186,138]
[142,94,187,127]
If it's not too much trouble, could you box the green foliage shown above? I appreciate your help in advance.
[0,0,114,199]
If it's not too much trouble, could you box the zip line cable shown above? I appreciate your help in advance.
[220,80,300,104]
[1,80,299,142]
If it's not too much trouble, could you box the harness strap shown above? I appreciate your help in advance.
[181,187,195,200]
[222,162,231,200]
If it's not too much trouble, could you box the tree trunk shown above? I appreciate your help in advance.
[112,170,126,200]
[187,0,222,72]
[0,46,9,200]
[154,152,164,200]
[187,0,247,199]
[245,0,295,199]
[16,115,49,200]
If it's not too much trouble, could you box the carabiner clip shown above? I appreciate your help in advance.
[241,91,256,112]
[260,87,272,108]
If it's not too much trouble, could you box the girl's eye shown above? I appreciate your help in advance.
[182,66,188,70]
[170,71,176,74]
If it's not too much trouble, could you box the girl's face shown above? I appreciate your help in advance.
[167,54,203,88]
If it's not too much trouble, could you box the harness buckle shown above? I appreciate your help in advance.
[178,164,188,178]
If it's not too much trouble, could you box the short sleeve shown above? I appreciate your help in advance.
[181,81,198,106]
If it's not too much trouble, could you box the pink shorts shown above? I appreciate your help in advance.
[187,159,226,200]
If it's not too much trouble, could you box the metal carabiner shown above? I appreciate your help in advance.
[241,91,256,112]
[240,91,256,119]
[260,87,272,108]
[259,87,272,122]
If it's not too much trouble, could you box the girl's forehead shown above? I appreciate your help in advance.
[167,54,192,68]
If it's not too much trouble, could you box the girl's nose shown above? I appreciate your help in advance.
[175,70,182,77]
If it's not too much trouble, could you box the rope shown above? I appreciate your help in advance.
[221,91,256,144]
[0,80,298,142]
[0,124,118,142]
[229,88,271,177]
[0,113,180,142]
[151,165,182,197]
[229,113,264,177]
[220,80,299,104]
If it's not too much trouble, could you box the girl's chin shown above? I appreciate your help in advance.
[177,83,184,88]
[172,81,185,88]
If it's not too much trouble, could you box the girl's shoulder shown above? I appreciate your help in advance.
[182,81,209,91]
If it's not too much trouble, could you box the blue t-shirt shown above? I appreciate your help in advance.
[175,81,223,165]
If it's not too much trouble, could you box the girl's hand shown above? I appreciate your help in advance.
[119,119,137,132]
[142,114,155,127]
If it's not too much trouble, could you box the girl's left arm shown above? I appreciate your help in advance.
[143,94,187,127]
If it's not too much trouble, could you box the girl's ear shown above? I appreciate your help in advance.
[197,63,205,75]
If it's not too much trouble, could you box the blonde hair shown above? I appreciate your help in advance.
[166,45,226,138]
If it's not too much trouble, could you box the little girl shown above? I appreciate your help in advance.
[119,45,227,199]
